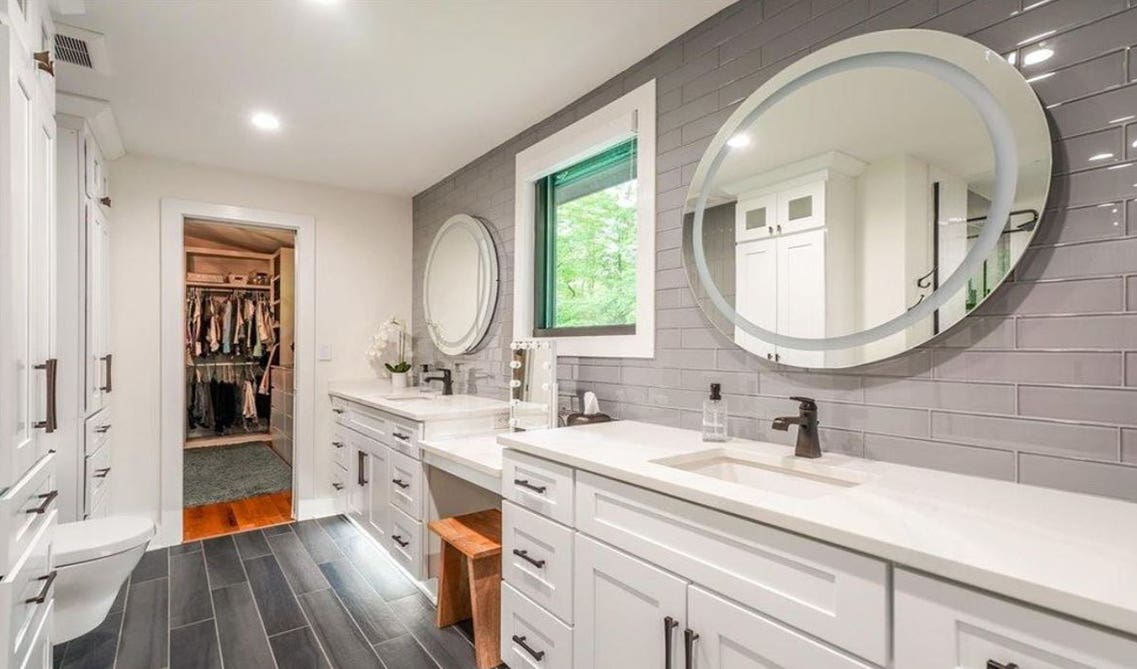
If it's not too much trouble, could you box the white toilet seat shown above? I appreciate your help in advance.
[55,516,155,566]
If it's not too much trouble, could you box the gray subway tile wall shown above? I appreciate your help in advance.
[411,0,1137,502]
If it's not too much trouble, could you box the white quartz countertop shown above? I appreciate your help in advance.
[499,421,1137,636]
[420,432,505,477]
[328,379,509,421]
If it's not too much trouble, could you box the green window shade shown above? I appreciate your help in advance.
[535,138,638,335]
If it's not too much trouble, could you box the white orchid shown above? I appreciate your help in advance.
[367,317,411,374]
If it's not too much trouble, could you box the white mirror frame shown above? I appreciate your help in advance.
[423,214,499,356]
[686,29,1050,362]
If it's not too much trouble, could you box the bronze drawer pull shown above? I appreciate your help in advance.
[100,354,113,393]
[27,490,58,514]
[33,359,58,432]
[94,468,111,479]
[26,571,57,604]
[391,478,410,489]
[392,535,410,548]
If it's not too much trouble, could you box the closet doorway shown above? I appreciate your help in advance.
[182,219,296,540]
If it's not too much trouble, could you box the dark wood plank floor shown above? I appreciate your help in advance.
[183,489,294,541]
[54,516,482,669]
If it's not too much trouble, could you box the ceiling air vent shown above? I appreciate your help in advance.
[55,33,92,68]
[53,23,112,75]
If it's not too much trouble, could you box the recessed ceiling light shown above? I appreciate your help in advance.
[250,112,281,132]
[1022,47,1053,66]
[727,134,751,149]
[1088,153,1115,162]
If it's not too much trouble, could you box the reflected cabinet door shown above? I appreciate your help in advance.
[776,230,825,368]
[734,238,777,360]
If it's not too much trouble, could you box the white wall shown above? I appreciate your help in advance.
[108,154,412,521]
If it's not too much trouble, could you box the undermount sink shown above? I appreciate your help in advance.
[653,448,869,499]
[381,392,438,401]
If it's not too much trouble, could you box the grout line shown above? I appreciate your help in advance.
[232,535,279,669]
[264,526,335,668]
[200,539,225,669]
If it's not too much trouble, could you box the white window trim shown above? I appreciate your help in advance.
[513,79,656,358]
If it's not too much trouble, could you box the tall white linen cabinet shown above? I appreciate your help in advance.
[0,0,61,666]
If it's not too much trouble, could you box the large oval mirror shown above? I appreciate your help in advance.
[424,214,499,355]
[683,29,1051,368]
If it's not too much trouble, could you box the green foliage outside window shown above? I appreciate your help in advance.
[536,138,638,333]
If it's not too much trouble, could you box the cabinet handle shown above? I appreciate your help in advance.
[392,534,409,548]
[987,662,1019,669]
[94,467,111,479]
[512,548,546,569]
[392,432,410,441]
[511,635,545,661]
[332,482,344,491]
[33,51,54,76]
[513,479,547,494]
[99,196,112,208]
[26,490,57,514]
[391,478,410,489]
[683,628,699,669]
[776,224,782,233]
[100,354,113,393]
[26,571,57,604]
[357,451,367,486]
[95,425,111,434]
[664,616,679,669]
[332,408,345,414]
[332,441,344,448]
[33,359,58,432]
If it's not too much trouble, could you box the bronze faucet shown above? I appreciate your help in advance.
[772,396,821,458]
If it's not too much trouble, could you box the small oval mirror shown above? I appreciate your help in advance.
[683,29,1051,368]
[423,214,498,355]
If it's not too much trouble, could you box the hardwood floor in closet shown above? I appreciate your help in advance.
[183,490,293,541]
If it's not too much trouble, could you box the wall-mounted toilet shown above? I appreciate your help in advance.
[52,516,155,643]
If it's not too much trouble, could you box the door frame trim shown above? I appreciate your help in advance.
[158,198,315,547]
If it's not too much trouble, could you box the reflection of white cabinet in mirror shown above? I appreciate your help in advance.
[732,154,858,367]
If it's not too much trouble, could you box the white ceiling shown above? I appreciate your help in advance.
[57,0,731,196]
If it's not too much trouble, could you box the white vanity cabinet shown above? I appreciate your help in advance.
[502,448,1137,669]
[328,387,508,589]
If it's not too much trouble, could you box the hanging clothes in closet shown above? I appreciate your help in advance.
[185,288,277,436]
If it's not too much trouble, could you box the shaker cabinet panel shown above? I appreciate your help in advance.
[688,585,873,669]
[573,533,686,669]
[895,569,1137,669]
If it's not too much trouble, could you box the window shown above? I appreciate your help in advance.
[535,138,637,336]
[514,80,656,358]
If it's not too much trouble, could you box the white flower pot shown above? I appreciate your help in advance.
[390,371,408,390]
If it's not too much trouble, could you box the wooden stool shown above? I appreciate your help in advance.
[428,509,502,669]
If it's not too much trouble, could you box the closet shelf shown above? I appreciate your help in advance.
[187,281,271,290]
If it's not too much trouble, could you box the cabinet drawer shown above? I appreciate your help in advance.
[503,501,573,624]
[501,583,572,669]
[387,449,423,520]
[895,570,1137,669]
[15,601,50,669]
[503,451,574,526]
[331,427,349,471]
[331,468,347,513]
[385,420,421,460]
[84,407,112,456]
[0,513,55,669]
[84,441,112,515]
[0,456,56,575]
[331,397,349,426]
[575,471,888,665]
[689,585,872,669]
[341,401,391,444]
[386,505,423,579]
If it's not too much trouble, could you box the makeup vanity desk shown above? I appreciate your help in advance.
[328,380,509,598]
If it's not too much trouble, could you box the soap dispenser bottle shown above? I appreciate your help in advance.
[702,383,728,442]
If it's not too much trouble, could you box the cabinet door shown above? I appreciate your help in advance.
[687,585,873,669]
[735,193,777,243]
[366,446,389,541]
[83,132,103,200]
[776,229,825,367]
[573,534,686,669]
[30,64,53,468]
[733,238,777,360]
[777,179,826,235]
[1,37,40,489]
[83,205,106,413]
[348,446,369,523]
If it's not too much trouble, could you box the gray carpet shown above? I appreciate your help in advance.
[184,441,292,507]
